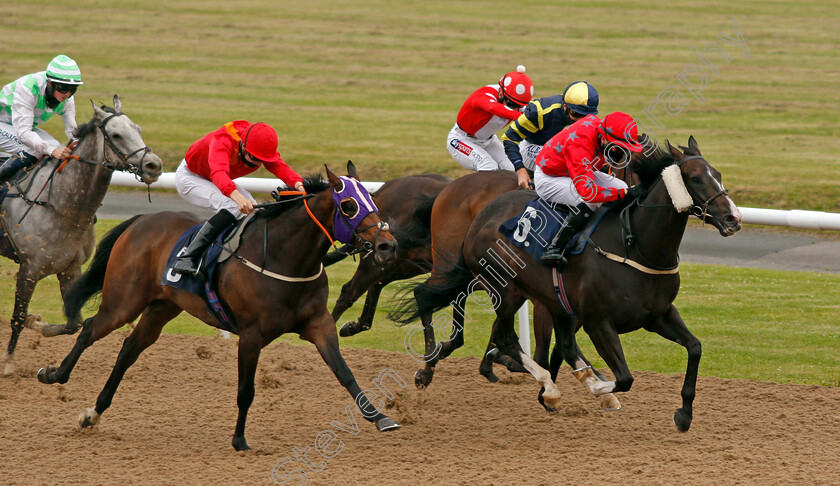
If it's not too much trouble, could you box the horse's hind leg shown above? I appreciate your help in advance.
[2,266,38,376]
[27,267,84,338]
[546,314,620,410]
[644,305,700,432]
[78,301,181,429]
[302,313,399,432]
[38,294,147,385]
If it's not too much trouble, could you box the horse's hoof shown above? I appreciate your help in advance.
[673,408,692,432]
[375,417,401,432]
[600,393,622,411]
[78,408,100,428]
[414,370,432,390]
[232,436,251,451]
[479,368,499,383]
[37,367,51,384]
[505,361,527,373]
[339,322,355,337]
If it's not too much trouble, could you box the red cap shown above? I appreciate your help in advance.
[599,112,644,152]
[499,65,534,106]
[242,122,283,163]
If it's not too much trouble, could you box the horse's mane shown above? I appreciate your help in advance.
[256,174,331,220]
[631,146,676,188]
[72,105,118,140]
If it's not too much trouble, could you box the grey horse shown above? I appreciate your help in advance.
[0,94,162,376]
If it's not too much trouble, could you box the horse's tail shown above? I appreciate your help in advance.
[393,193,438,250]
[64,215,143,321]
[388,247,473,325]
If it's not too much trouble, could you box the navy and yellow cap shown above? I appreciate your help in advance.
[562,81,599,116]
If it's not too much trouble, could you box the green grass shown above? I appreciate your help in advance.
[0,2,837,386]
[1,0,838,210]
[1,220,837,386]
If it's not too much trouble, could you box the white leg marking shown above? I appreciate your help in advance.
[78,408,101,428]
[519,350,562,408]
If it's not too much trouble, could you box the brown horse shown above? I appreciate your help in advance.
[38,163,401,450]
[399,138,741,431]
[326,174,451,337]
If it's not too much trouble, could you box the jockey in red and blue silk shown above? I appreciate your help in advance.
[535,112,644,266]
[446,66,534,172]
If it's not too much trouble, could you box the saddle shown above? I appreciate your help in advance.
[498,199,609,266]
[160,212,258,333]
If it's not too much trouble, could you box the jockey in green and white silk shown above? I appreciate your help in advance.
[0,55,81,159]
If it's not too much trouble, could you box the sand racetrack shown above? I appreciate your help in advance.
[1,325,838,485]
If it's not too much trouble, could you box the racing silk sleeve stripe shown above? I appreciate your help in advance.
[502,102,542,168]
[11,78,53,156]
[62,96,77,141]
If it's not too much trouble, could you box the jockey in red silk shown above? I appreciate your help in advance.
[446,66,533,172]
[173,120,305,275]
[535,112,644,265]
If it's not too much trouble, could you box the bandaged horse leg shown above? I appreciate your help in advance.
[572,362,621,410]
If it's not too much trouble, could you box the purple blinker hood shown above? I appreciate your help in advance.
[332,176,380,244]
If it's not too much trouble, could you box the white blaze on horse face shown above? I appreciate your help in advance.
[707,166,741,218]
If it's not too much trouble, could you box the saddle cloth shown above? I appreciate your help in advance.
[498,199,609,266]
[160,213,257,333]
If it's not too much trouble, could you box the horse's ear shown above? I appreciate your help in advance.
[90,100,107,119]
[112,94,122,113]
[687,135,701,155]
[325,164,341,189]
[666,140,683,161]
[346,160,359,181]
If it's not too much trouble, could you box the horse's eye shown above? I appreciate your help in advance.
[341,199,357,216]
[112,133,122,140]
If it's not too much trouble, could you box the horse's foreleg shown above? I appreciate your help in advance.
[644,305,700,432]
[2,268,38,376]
[78,301,180,429]
[231,327,263,451]
[583,318,633,400]
[303,313,399,432]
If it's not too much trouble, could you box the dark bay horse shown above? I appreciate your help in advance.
[399,138,741,431]
[1,95,162,376]
[38,164,400,450]
[389,170,621,409]
[326,174,451,337]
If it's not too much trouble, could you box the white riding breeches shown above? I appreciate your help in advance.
[534,166,628,211]
[518,140,541,172]
[447,124,514,172]
[175,159,254,219]
[0,122,58,158]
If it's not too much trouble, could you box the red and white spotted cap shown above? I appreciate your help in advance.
[499,65,534,106]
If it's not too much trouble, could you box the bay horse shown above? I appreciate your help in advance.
[325,173,451,337]
[1,95,162,376]
[402,137,741,431]
[389,170,620,409]
[38,163,400,450]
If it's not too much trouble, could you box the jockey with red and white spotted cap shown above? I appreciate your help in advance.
[534,111,645,265]
[446,66,534,172]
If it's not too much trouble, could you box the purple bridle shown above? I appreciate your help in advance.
[332,176,388,251]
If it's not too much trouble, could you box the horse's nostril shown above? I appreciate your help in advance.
[377,242,395,254]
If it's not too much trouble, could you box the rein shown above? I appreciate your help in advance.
[584,154,721,275]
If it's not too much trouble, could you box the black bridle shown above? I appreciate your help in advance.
[335,208,390,257]
[616,154,729,271]
[74,112,153,181]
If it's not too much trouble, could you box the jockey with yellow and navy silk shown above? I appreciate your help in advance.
[446,66,533,172]
[535,112,645,266]
[501,81,599,189]
[172,121,305,275]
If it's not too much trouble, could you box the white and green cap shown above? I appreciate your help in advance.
[45,55,83,85]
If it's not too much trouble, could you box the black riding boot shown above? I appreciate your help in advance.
[541,202,594,266]
[172,209,237,276]
[0,152,39,185]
